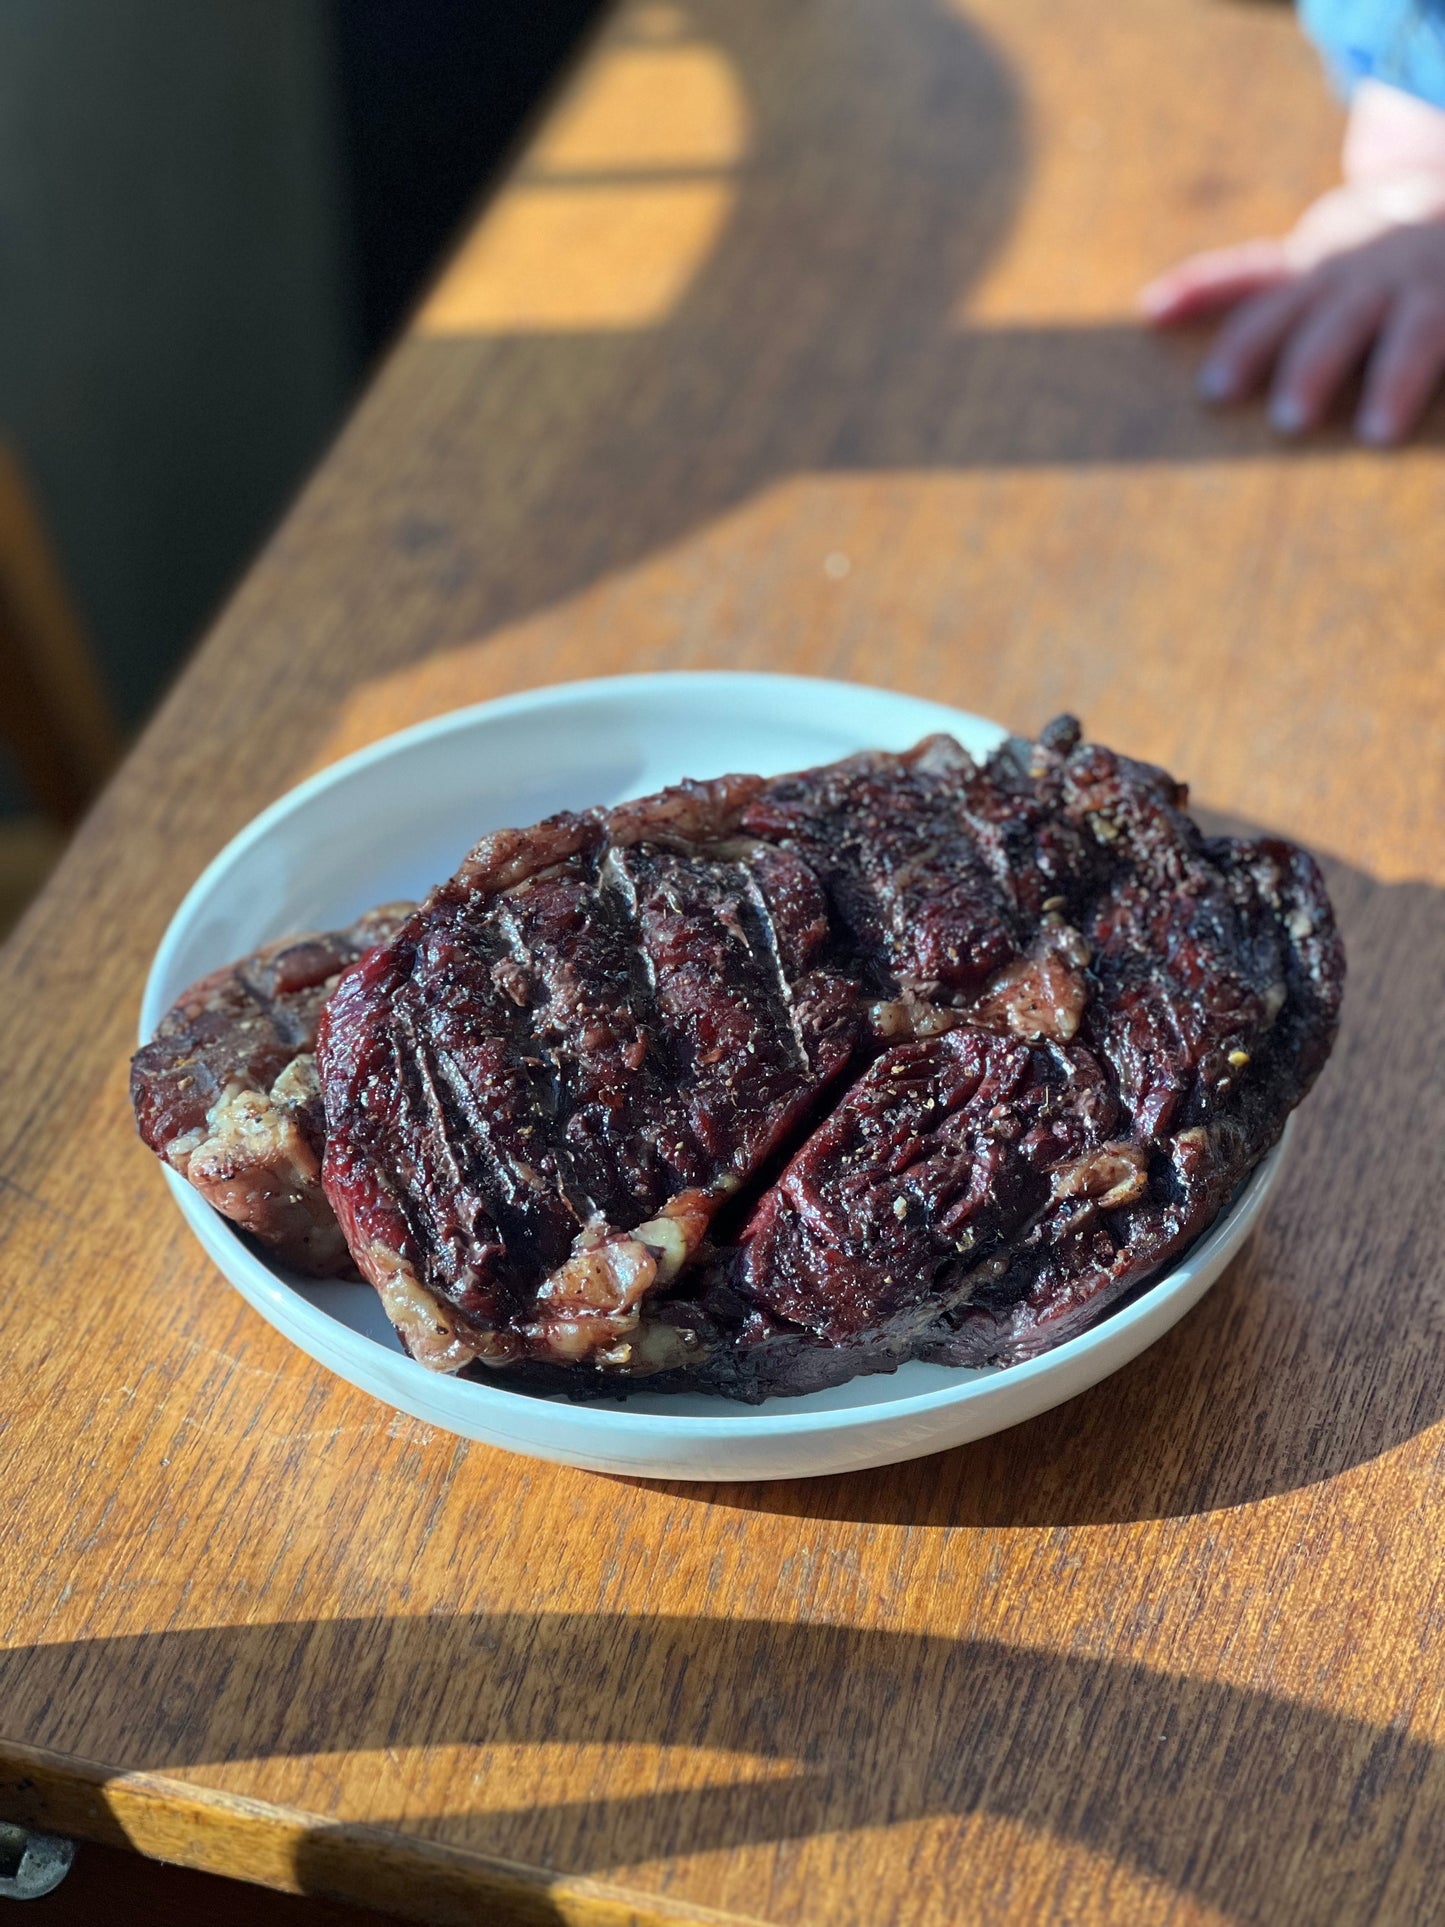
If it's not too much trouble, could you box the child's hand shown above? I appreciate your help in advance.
[1141,81,1445,444]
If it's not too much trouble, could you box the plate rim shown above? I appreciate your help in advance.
[141,671,1284,1448]
[161,1129,1288,1439]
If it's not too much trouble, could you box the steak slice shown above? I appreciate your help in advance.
[315,719,1342,1400]
[131,905,410,1274]
[736,735,1019,998]
[688,722,1344,1399]
[317,785,871,1372]
[138,715,1341,1401]
[706,1028,1127,1396]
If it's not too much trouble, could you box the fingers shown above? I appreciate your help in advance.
[1139,239,1291,324]
[1150,214,1445,439]
[1357,292,1445,443]
[1266,285,1391,433]
[1195,280,1315,403]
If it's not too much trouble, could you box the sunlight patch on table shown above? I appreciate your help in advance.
[609,1810,1236,1927]
[531,46,748,176]
[419,35,748,335]
[418,182,734,333]
[196,1742,800,1813]
[944,0,1339,325]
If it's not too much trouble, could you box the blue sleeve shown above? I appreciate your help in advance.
[1300,0,1445,107]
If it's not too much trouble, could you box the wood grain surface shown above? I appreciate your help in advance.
[3,1,1443,1922]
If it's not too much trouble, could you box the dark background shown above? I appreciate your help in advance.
[0,0,602,816]
[332,0,602,367]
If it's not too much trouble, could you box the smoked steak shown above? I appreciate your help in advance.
[314,719,1343,1400]
[132,906,410,1274]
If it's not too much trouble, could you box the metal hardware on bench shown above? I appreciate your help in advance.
[0,1824,76,1900]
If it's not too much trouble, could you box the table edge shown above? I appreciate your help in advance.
[0,1740,766,1927]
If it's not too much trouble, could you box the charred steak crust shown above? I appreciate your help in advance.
[314,720,1343,1400]
[317,797,865,1373]
[131,905,412,1275]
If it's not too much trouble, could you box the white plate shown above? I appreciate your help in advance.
[143,672,1287,1482]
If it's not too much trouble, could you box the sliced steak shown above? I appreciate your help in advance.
[690,722,1344,1399]
[706,1028,1126,1397]
[131,905,411,1274]
[317,791,869,1372]
[137,717,1342,1397]
[315,720,1342,1399]
[736,735,1019,997]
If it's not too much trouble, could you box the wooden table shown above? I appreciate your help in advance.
[4,2,1443,1921]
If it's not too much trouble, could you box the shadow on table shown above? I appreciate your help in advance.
[629,848,1445,1529]
[3,1608,1442,1923]
[8,856,1444,1909]
[365,0,1445,669]
[280,7,1445,1543]
[7,865,1442,1918]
